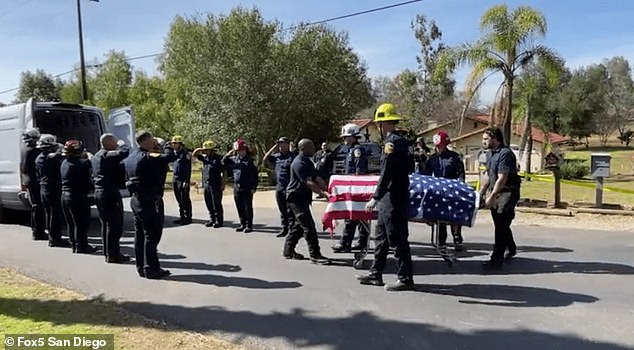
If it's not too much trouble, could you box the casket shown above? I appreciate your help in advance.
[321,174,478,232]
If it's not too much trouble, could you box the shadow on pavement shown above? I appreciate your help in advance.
[160,261,242,273]
[166,274,301,289]
[414,283,599,307]
[0,297,629,350]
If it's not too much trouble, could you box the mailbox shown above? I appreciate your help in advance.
[544,151,563,170]
[590,153,611,178]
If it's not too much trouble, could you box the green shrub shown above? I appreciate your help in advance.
[560,160,589,179]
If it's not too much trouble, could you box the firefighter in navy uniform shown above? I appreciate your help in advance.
[413,137,431,174]
[170,135,192,225]
[92,133,130,263]
[20,128,47,240]
[357,103,415,291]
[283,138,330,264]
[35,134,71,248]
[223,139,258,233]
[60,140,96,254]
[263,137,297,238]
[332,123,370,253]
[424,131,466,251]
[192,140,226,228]
[124,130,176,279]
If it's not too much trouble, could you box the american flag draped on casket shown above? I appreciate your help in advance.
[321,174,479,232]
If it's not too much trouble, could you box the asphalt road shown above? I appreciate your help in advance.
[1,191,633,350]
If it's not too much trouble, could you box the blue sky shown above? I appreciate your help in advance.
[1,0,633,105]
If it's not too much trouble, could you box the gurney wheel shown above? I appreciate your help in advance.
[353,251,367,270]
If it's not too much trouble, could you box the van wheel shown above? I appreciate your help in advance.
[0,206,22,224]
[0,205,7,224]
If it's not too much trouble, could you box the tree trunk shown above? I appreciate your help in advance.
[503,77,514,146]
[518,96,531,170]
[526,127,533,174]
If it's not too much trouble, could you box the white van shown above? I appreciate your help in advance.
[0,98,135,221]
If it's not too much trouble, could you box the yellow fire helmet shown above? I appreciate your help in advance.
[171,135,184,143]
[202,140,214,149]
[374,103,403,123]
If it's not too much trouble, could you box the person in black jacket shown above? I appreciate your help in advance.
[20,128,47,240]
[35,134,71,248]
[223,139,258,233]
[60,140,95,254]
[170,135,192,225]
[192,140,226,228]
[92,133,130,263]
[124,130,176,279]
[424,131,466,251]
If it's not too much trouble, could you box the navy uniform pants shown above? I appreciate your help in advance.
[204,184,224,224]
[173,180,192,220]
[275,188,294,231]
[234,189,254,228]
[41,190,64,242]
[61,192,91,248]
[339,220,369,248]
[284,201,322,258]
[369,197,413,282]
[27,183,46,235]
[96,189,124,257]
[131,195,164,275]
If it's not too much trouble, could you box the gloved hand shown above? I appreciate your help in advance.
[117,139,126,147]
[365,198,377,211]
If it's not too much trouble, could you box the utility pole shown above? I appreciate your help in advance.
[76,0,88,102]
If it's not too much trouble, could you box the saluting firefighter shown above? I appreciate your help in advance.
[332,123,370,253]
[170,135,193,225]
[60,140,96,254]
[20,128,47,240]
[124,131,176,279]
[223,138,258,233]
[263,136,297,238]
[192,140,226,228]
[35,134,71,248]
[92,133,130,263]
[423,131,466,251]
[358,103,415,291]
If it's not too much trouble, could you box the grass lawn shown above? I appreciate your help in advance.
[0,268,240,350]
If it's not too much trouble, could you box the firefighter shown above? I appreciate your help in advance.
[332,123,370,253]
[357,103,415,291]
[170,135,192,225]
[192,140,226,228]
[20,128,47,240]
[223,139,258,233]
[263,137,297,237]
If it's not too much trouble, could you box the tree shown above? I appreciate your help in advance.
[558,66,605,147]
[159,8,372,159]
[128,72,183,138]
[603,56,634,144]
[92,50,133,115]
[16,69,62,103]
[441,4,561,145]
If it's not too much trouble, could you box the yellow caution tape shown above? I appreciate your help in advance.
[520,172,634,195]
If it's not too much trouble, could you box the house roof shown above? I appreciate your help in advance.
[418,120,455,135]
[350,119,374,129]
[465,114,491,124]
[451,127,488,143]
[514,124,570,145]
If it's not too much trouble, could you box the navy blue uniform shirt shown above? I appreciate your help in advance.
[486,146,521,194]
[286,154,317,205]
[35,151,63,194]
[61,157,94,196]
[267,151,297,190]
[424,149,465,181]
[124,146,176,198]
[373,131,411,202]
[223,154,258,191]
[172,148,192,182]
[343,143,368,175]
[21,145,41,187]
[92,145,130,192]
[197,152,225,188]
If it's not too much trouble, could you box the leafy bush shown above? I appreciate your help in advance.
[560,159,589,179]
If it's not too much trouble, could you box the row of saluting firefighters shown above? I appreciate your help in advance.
[19,103,520,289]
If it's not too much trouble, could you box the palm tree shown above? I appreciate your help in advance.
[445,4,562,146]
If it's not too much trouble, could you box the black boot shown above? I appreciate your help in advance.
[356,273,384,286]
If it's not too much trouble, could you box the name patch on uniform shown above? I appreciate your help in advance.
[384,142,394,154]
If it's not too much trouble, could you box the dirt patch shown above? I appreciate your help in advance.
[477,211,634,232]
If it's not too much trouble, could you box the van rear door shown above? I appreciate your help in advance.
[107,106,136,148]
